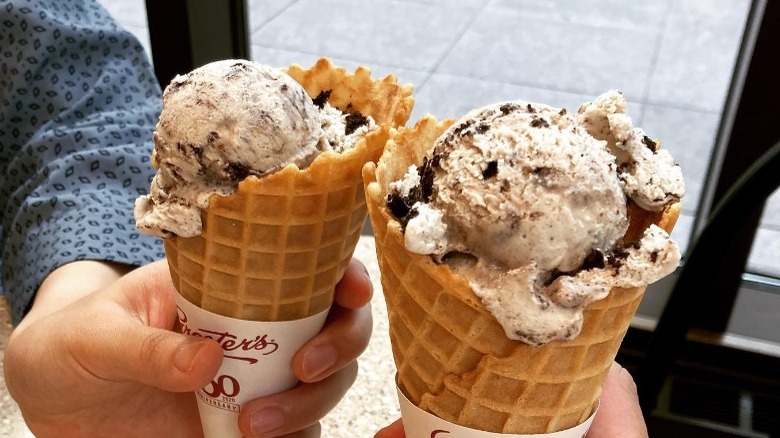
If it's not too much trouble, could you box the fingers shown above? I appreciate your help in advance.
[609,362,639,396]
[374,419,405,438]
[289,258,373,383]
[238,362,358,437]
[587,362,648,438]
[292,299,372,382]
[235,258,371,436]
[334,258,373,309]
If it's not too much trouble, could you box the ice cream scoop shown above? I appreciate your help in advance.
[134,59,375,238]
[387,90,684,346]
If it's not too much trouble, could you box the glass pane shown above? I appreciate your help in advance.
[748,188,780,278]
[727,279,780,344]
[247,0,752,259]
[97,0,153,60]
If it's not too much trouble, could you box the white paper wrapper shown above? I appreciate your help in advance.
[398,386,596,437]
[175,292,330,438]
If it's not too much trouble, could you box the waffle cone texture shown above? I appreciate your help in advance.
[363,115,682,434]
[164,58,414,322]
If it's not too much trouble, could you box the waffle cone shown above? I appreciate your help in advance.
[363,115,682,433]
[164,58,414,322]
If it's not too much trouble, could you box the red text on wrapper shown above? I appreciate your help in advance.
[425,429,588,437]
[178,306,284,412]
[203,375,241,398]
[197,373,244,413]
[197,388,241,413]
[177,306,280,364]
[424,427,590,437]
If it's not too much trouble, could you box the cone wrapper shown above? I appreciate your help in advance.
[176,291,329,438]
[398,384,596,438]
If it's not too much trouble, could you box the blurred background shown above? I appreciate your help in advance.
[2,0,778,437]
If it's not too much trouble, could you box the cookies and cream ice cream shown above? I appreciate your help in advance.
[134,59,376,238]
[386,90,684,346]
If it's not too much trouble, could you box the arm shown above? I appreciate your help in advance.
[13,260,132,333]
[0,0,164,324]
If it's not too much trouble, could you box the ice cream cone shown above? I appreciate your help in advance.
[164,58,414,321]
[363,115,681,434]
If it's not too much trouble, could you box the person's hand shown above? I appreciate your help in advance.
[586,362,648,438]
[4,258,373,438]
[373,362,648,438]
[375,418,405,438]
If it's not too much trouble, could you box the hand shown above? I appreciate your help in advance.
[4,259,222,437]
[586,362,648,438]
[375,419,404,438]
[373,362,648,438]
[4,258,373,438]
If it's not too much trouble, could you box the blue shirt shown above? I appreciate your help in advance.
[0,0,165,324]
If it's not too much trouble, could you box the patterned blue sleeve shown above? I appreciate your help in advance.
[0,0,165,324]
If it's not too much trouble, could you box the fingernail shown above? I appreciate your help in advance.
[174,341,203,373]
[251,407,285,435]
[361,268,374,295]
[302,345,338,380]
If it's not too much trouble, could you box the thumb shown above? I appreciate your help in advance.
[70,261,224,393]
[115,324,224,392]
[75,314,224,392]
